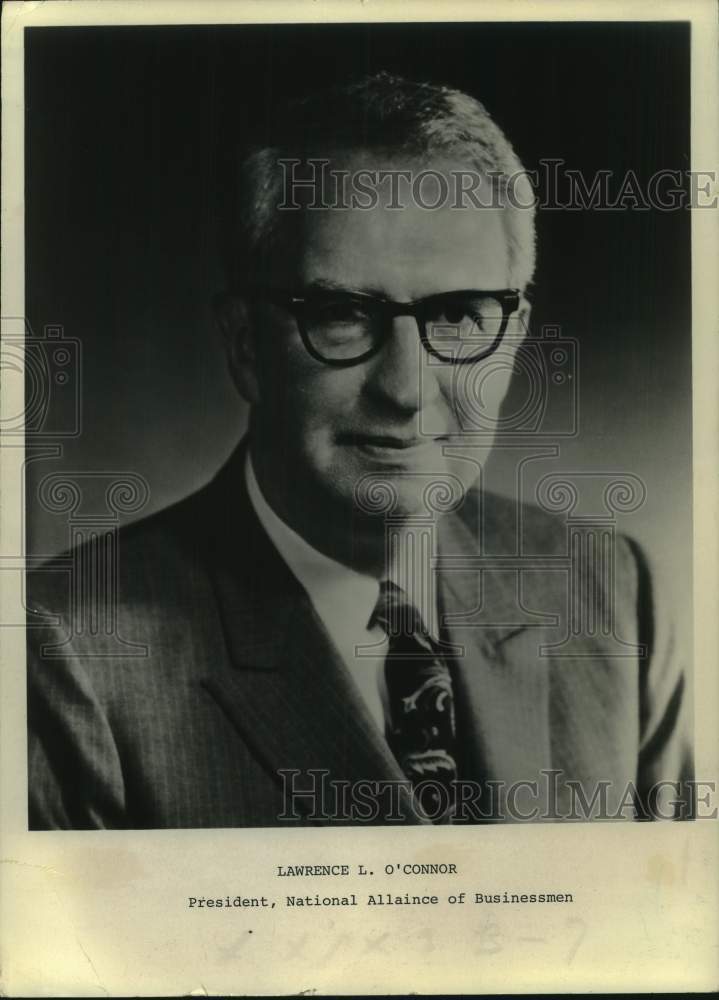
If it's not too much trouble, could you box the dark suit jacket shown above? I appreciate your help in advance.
[27,446,693,828]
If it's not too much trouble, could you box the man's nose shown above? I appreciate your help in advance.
[365,316,440,412]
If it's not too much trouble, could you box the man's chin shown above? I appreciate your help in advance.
[310,446,480,521]
[349,468,469,521]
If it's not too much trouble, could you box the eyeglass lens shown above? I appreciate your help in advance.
[303,292,508,362]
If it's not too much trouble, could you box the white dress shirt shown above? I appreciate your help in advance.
[245,454,389,733]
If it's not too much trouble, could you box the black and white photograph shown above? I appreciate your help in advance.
[1,0,717,995]
[22,17,695,829]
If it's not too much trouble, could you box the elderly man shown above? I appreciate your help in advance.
[27,73,692,828]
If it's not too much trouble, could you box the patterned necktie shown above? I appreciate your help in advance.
[370,579,458,821]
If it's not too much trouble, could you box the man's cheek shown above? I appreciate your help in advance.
[445,363,513,433]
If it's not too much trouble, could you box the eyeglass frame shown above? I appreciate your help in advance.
[239,284,522,368]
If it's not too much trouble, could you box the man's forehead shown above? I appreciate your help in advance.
[294,195,510,298]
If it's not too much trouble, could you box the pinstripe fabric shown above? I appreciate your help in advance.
[26,442,693,828]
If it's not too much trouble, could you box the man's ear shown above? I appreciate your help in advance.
[516,295,532,345]
[214,292,261,405]
[499,295,531,362]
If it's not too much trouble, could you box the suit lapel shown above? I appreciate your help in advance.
[438,507,552,818]
[198,447,555,822]
[200,455,428,824]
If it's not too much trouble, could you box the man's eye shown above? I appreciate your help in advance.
[313,300,369,325]
[427,303,480,335]
[442,305,472,326]
[426,296,503,338]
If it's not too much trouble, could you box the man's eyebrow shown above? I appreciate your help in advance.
[302,278,387,297]
[301,280,497,299]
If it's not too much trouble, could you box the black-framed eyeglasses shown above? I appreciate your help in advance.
[242,284,522,367]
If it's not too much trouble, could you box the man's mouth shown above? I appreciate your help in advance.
[341,432,448,451]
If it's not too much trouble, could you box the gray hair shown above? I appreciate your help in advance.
[232,71,536,290]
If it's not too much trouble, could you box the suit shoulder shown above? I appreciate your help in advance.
[462,487,570,555]
[465,488,642,615]
[26,484,214,618]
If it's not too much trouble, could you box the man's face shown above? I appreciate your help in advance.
[233,156,528,538]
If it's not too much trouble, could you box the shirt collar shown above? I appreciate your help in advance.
[245,452,381,640]
[244,452,439,642]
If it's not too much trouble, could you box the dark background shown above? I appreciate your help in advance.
[25,22,692,636]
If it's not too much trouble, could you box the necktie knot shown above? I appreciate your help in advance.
[370,579,432,646]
